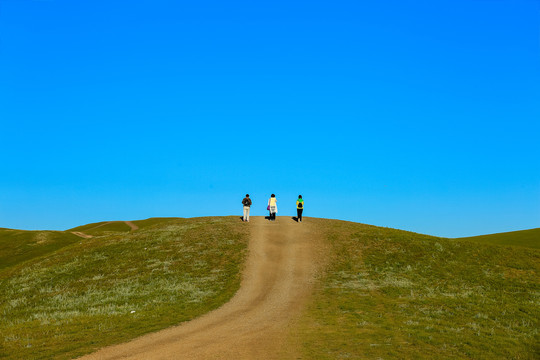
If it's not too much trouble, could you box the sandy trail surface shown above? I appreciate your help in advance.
[124,221,139,231]
[71,231,93,239]
[78,216,326,360]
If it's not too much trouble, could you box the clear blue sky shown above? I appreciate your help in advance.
[1,0,539,237]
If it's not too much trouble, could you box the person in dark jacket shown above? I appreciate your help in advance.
[242,194,252,222]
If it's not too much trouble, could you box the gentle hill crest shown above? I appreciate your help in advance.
[1,217,538,359]
[456,227,540,249]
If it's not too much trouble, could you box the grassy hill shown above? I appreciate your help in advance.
[0,217,249,360]
[456,227,540,249]
[0,229,81,272]
[1,218,538,359]
[68,221,133,235]
[297,219,539,359]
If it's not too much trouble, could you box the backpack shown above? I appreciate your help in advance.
[297,201,303,209]
[242,198,250,206]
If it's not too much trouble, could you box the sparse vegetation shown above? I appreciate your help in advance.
[0,217,248,360]
[298,219,539,359]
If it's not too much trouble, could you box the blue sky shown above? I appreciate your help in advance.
[1,0,539,237]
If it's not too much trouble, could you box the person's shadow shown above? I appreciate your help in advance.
[265,216,272,221]
[292,216,299,222]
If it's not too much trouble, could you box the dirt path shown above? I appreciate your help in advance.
[124,221,139,231]
[71,221,138,239]
[71,231,93,239]
[78,216,326,360]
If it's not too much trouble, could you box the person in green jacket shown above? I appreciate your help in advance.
[296,195,304,222]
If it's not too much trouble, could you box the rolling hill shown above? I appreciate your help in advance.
[0,229,81,272]
[0,217,538,359]
[456,227,540,249]
[0,217,249,360]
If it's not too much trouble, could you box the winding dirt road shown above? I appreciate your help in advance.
[78,216,326,360]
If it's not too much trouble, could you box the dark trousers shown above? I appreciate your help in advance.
[297,208,303,221]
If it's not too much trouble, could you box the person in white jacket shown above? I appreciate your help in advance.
[268,194,277,221]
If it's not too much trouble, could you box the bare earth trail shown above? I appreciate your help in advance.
[124,221,139,231]
[71,231,93,239]
[71,221,139,239]
[78,216,327,360]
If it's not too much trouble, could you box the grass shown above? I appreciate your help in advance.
[297,219,539,359]
[2,217,538,359]
[0,217,249,360]
[0,230,81,272]
[456,228,540,249]
[132,218,183,229]
[68,221,133,236]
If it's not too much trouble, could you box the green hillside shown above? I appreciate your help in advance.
[0,217,249,360]
[297,220,539,359]
[1,218,538,359]
[0,229,81,272]
[68,221,133,236]
[456,227,540,249]
[132,217,183,229]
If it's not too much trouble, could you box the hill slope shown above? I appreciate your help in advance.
[0,229,81,272]
[298,219,539,359]
[0,217,249,360]
[78,216,328,360]
[1,218,538,359]
[456,227,540,249]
